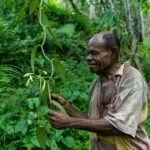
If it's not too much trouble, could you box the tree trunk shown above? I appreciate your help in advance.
[138,0,144,42]
[101,0,114,12]
[120,0,133,41]
[59,0,68,9]
[68,0,81,14]
[88,4,96,19]
[129,0,144,63]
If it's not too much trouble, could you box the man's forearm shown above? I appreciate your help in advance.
[64,103,88,118]
[67,117,126,136]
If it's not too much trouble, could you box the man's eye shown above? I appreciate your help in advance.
[92,52,98,55]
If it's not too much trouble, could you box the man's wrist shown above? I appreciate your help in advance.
[67,117,89,129]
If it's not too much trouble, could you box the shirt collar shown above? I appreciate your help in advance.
[115,62,127,76]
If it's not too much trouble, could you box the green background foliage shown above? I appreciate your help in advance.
[0,0,150,149]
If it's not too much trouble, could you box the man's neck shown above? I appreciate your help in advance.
[101,62,121,80]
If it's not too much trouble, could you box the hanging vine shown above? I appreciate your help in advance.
[23,1,67,149]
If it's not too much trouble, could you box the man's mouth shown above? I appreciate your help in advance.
[89,64,95,66]
[88,63,96,66]
[88,64,97,69]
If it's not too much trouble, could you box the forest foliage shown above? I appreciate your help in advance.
[0,0,150,149]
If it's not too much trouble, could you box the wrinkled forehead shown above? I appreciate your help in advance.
[88,34,106,47]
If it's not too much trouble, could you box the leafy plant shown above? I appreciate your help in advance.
[0,0,150,149]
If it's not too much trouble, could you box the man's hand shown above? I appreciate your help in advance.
[50,93,87,118]
[48,110,71,129]
[51,93,69,108]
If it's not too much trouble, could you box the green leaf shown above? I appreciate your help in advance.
[41,12,50,26]
[16,0,30,21]
[27,98,34,109]
[41,12,61,48]
[52,59,65,81]
[51,101,68,115]
[57,24,75,35]
[81,0,86,6]
[27,98,40,109]
[30,0,40,15]
[23,73,34,77]
[55,130,64,140]
[46,138,59,150]
[3,67,22,77]
[6,124,14,134]
[61,136,75,148]
[36,127,46,150]
[31,135,40,147]
[47,26,62,49]
[22,135,34,149]
[31,45,39,73]
[40,80,49,103]
[15,118,28,134]
[0,76,11,83]
[41,80,46,92]
[25,77,31,87]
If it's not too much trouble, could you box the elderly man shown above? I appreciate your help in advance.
[48,31,150,150]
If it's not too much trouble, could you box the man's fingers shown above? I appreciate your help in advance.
[48,101,60,110]
[48,111,58,121]
[48,110,69,129]
[51,93,62,100]
[48,115,55,122]
[48,110,58,116]
[51,93,66,105]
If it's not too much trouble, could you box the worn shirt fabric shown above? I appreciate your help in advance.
[88,62,150,150]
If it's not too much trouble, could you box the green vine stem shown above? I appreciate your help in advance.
[39,0,56,102]
[39,0,54,80]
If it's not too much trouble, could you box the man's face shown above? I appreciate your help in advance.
[86,44,113,74]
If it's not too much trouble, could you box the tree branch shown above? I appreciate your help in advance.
[68,0,81,14]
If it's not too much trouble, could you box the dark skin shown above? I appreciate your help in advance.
[48,32,127,136]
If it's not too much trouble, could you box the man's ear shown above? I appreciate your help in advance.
[111,46,119,58]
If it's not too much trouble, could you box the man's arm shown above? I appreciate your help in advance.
[48,111,127,136]
[68,117,126,136]
[51,94,88,118]
[64,103,88,118]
